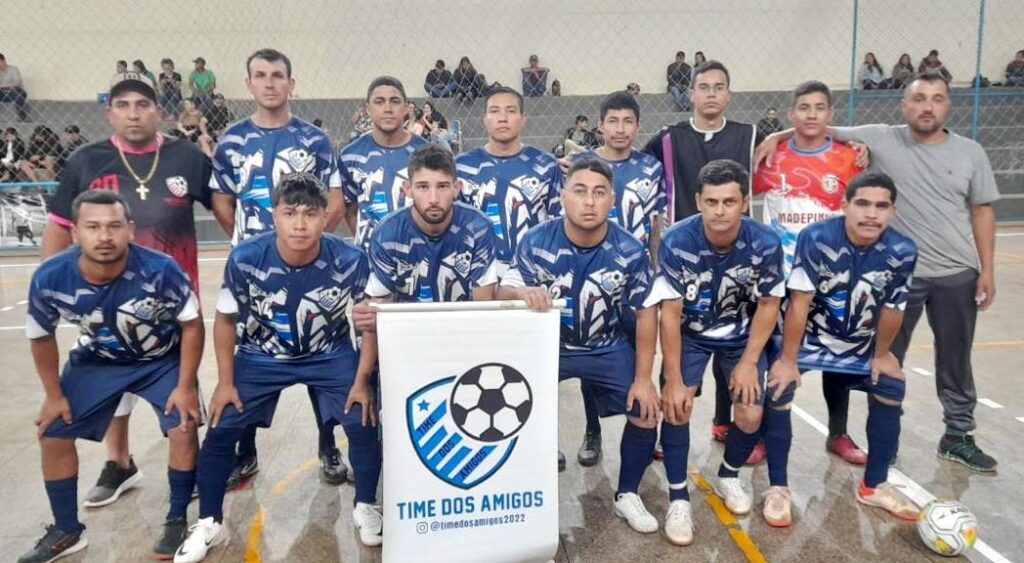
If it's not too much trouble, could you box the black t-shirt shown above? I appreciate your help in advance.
[159,71,183,94]
[50,135,212,287]
[205,106,234,133]
[644,119,755,220]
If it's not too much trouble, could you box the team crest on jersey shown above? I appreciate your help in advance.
[511,175,543,200]
[407,363,533,489]
[452,252,472,277]
[627,178,656,201]
[165,176,189,198]
[313,286,345,311]
[125,296,159,321]
[279,148,314,174]
[600,270,626,293]
[822,174,841,194]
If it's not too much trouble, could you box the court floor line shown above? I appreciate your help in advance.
[790,404,1011,563]
[689,466,768,563]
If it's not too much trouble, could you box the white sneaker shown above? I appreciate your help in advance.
[714,477,752,515]
[613,492,658,533]
[352,502,383,547]
[664,500,694,546]
[173,517,226,563]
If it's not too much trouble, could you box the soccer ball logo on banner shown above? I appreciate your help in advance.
[406,363,534,489]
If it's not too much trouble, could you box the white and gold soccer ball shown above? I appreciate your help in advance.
[917,500,978,556]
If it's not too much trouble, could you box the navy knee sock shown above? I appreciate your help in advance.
[308,388,337,454]
[762,406,792,487]
[864,396,901,487]
[822,376,851,436]
[237,425,257,459]
[713,364,733,427]
[660,422,690,501]
[616,422,656,494]
[343,421,381,504]
[198,426,245,522]
[45,476,81,534]
[581,384,602,436]
[167,467,196,520]
[719,424,760,478]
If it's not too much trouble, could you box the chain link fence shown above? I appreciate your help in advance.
[0,0,1021,248]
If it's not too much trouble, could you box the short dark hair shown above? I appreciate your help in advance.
[1017,49,1024,57]
[692,60,730,87]
[64,125,80,134]
[574,114,588,124]
[909,70,951,93]
[600,90,641,121]
[160,58,173,67]
[408,144,457,181]
[0,54,6,62]
[484,86,524,113]
[565,157,614,186]
[71,190,132,223]
[272,173,328,209]
[247,48,292,78]
[845,171,898,203]
[792,80,833,107]
[676,51,685,58]
[696,159,749,196]
[435,59,445,69]
[117,60,127,67]
[366,76,407,102]
[928,49,939,57]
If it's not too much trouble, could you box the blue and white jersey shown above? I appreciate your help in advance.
[652,215,785,349]
[502,219,653,354]
[367,203,498,302]
[338,132,430,249]
[789,216,917,375]
[26,245,199,362]
[217,232,367,359]
[211,117,341,245]
[456,146,563,264]
[573,149,666,244]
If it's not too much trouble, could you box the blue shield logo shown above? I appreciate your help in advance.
[407,363,533,489]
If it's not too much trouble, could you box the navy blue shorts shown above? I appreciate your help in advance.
[43,352,183,441]
[672,340,767,400]
[560,344,641,418]
[217,351,364,429]
[821,371,906,402]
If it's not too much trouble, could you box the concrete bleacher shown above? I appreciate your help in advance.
[2,87,1021,242]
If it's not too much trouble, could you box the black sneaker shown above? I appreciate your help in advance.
[18,524,87,563]
[319,447,349,485]
[576,432,602,467]
[84,458,142,508]
[226,455,259,491]
[152,517,187,559]
[938,435,997,472]
[557,450,566,472]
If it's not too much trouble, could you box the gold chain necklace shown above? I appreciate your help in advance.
[115,137,161,201]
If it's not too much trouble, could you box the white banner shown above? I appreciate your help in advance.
[377,302,560,563]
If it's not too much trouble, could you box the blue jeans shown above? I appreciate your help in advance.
[0,87,29,119]
[523,77,547,97]
[1007,76,1024,87]
[159,90,182,116]
[669,86,689,109]
[426,81,457,98]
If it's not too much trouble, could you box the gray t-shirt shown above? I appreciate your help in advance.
[833,124,999,278]
[0,65,22,88]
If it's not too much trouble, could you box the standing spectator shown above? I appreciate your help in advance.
[858,52,886,89]
[61,125,88,161]
[550,79,562,96]
[20,125,62,180]
[198,94,234,157]
[626,82,641,96]
[1005,50,1024,87]
[756,107,783,143]
[918,49,953,82]
[189,56,217,112]
[891,53,915,89]
[157,58,183,117]
[0,53,31,121]
[690,51,707,84]
[349,106,372,140]
[175,99,203,143]
[563,115,599,156]
[522,54,550,97]
[1,127,27,181]
[424,59,455,98]
[111,60,128,85]
[422,101,457,152]
[666,51,692,110]
[133,60,157,85]
[452,56,487,102]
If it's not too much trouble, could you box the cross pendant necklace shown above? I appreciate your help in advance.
[115,136,162,201]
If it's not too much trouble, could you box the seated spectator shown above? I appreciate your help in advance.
[1,127,27,181]
[666,50,692,110]
[422,101,457,152]
[691,51,707,83]
[405,102,425,137]
[157,58,183,117]
[1006,50,1024,87]
[0,54,31,121]
[350,106,372,140]
[858,52,886,89]
[111,60,128,86]
[133,60,157,85]
[20,125,62,181]
[756,107,783,143]
[189,56,217,112]
[891,53,915,89]
[522,54,550,97]
[626,82,640,96]
[175,99,203,143]
[562,115,599,156]
[452,56,488,102]
[550,79,561,96]
[918,49,953,82]
[198,93,234,157]
[61,125,87,162]
[424,59,456,98]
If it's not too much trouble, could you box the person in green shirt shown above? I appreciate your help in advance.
[189,57,217,112]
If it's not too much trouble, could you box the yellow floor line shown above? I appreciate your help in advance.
[244,504,265,563]
[910,339,1024,351]
[689,465,767,563]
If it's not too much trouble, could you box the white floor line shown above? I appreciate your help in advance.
[911,367,933,377]
[791,404,1011,563]
[1015,417,1024,424]
[16,300,27,305]
[0,306,12,312]
[977,398,1004,409]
